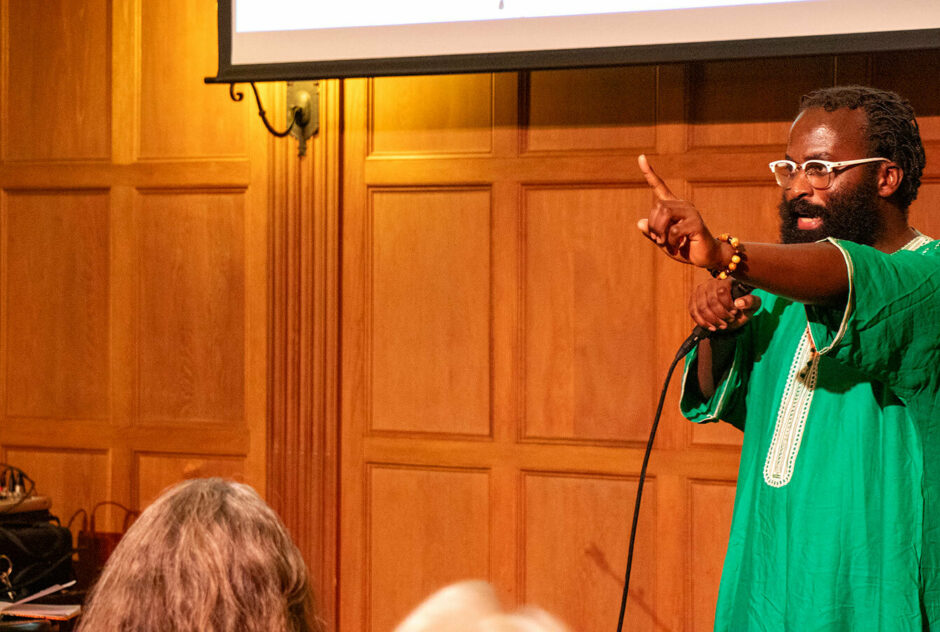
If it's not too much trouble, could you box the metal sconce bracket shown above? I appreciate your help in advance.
[228,81,319,157]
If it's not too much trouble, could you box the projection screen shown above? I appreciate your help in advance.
[207,0,940,81]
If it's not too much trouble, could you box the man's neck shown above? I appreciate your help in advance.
[873,206,914,253]
[874,224,917,253]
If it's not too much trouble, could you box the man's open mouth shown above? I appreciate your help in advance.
[797,216,824,230]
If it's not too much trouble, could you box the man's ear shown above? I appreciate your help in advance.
[878,162,903,199]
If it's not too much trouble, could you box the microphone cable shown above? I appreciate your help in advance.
[614,337,691,632]
[615,282,752,632]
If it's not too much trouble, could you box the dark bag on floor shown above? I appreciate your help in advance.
[0,517,73,600]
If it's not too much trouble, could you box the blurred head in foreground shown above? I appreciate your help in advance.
[77,477,322,632]
[394,580,571,632]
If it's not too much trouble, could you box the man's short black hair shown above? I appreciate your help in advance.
[799,85,925,212]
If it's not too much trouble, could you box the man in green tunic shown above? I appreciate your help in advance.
[637,86,939,630]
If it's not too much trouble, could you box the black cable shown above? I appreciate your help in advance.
[616,282,752,631]
[615,344,686,632]
[0,465,35,516]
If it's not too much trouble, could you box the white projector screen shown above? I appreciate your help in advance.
[207,0,940,81]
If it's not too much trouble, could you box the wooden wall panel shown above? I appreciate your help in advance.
[340,52,940,632]
[3,0,111,161]
[0,0,268,563]
[689,57,835,149]
[138,0,247,159]
[524,473,656,631]
[910,181,940,239]
[368,466,490,632]
[371,74,494,155]
[2,447,110,530]
[137,192,246,424]
[134,452,245,508]
[370,188,491,435]
[870,50,940,142]
[523,186,656,442]
[525,67,657,152]
[693,184,783,244]
[689,481,736,632]
[4,191,110,420]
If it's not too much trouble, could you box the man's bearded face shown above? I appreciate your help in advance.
[778,169,882,246]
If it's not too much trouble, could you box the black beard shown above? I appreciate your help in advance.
[778,176,883,246]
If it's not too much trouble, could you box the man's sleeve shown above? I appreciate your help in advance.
[806,238,940,411]
[679,329,751,431]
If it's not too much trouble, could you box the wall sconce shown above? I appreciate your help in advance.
[227,81,319,157]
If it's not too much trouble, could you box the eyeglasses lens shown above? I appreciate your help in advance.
[773,163,795,187]
[772,161,832,189]
[803,161,831,189]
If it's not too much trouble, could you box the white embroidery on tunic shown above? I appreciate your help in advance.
[763,328,819,487]
[759,230,931,488]
[901,231,931,252]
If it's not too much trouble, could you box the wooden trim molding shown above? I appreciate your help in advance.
[267,79,342,630]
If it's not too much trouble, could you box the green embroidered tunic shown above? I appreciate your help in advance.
[681,234,940,631]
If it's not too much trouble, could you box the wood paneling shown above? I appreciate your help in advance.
[4,191,111,420]
[370,74,494,155]
[689,481,736,632]
[339,49,940,632]
[3,0,111,161]
[2,447,110,530]
[371,188,491,435]
[137,191,246,424]
[368,466,490,632]
[267,78,342,629]
[138,0,247,159]
[524,472,656,631]
[523,186,657,442]
[525,67,657,152]
[689,57,835,149]
[134,452,245,508]
[0,0,268,556]
[910,181,940,239]
[871,50,940,142]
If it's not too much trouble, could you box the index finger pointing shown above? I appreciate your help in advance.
[638,154,677,201]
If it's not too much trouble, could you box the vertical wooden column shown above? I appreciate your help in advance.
[268,79,343,630]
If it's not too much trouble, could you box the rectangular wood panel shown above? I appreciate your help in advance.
[370,188,491,435]
[523,186,657,442]
[524,67,657,152]
[689,57,836,150]
[3,0,111,161]
[137,191,246,424]
[368,465,490,632]
[689,480,736,631]
[139,0,248,159]
[2,446,111,531]
[523,472,656,631]
[4,191,111,420]
[871,50,940,143]
[135,452,246,509]
[370,74,494,155]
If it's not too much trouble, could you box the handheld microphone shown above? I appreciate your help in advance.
[676,281,754,358]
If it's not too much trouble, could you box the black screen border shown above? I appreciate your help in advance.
[205,0,940,82]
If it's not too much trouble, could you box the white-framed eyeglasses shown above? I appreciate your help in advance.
[768,157,889,190]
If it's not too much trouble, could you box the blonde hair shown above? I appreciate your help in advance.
[77,478,321,632]
[394,581,570,632]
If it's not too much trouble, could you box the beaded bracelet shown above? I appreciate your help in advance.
[709,233,744,280]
